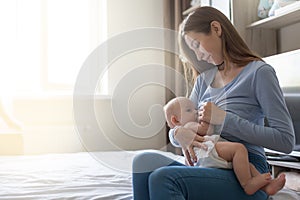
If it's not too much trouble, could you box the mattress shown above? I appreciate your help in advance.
[0,150,298,200]
[0,150,183,200]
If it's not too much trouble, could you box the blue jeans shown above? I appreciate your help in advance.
[132,152,269,200]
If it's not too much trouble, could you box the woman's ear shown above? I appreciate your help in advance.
[171,115,181,126]
[210,21,222,37]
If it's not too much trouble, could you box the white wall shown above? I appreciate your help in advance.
[13,95,84,154]
[278,22,300,53]
[103,0,167,150]
[107,0,163,36]
[106,0,165,93]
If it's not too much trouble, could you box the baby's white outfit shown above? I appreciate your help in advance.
[194,135,232,169]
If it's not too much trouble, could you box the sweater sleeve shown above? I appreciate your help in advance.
[222,65,295,153]
[168,127,181,147]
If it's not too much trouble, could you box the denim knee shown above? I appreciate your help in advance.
[132,152,150,173]
[148,166,169,186]
[132,152,179,173]
[148,166,187,200]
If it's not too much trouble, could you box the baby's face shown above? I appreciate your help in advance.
[177,98,198,125]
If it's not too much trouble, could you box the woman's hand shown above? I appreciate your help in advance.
[174,126,207,166]
[198,102,226,125]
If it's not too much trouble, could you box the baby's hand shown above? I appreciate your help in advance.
[184,122,200,134]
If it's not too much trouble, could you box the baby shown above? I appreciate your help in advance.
[164,97,286,195]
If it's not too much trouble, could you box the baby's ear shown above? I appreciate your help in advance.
[171,115,180,126]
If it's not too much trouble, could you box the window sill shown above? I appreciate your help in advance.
[11,92,112,100]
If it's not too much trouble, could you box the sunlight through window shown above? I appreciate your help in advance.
[0,0,107,95]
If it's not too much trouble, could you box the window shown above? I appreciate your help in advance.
[0,0,107,95]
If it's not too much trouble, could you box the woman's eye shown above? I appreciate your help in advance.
[186,109,192,112]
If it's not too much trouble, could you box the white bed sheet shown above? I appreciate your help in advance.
[0,150,183,200]
[0,150,298,200]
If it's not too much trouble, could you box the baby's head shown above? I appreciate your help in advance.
[164,97,197,128]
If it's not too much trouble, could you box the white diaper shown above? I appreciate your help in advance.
[194,135,232,169]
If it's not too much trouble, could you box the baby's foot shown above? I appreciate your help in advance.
[262,173,286,195]
[243,173,271,195]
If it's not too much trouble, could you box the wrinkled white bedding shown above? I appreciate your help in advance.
[0,150,182,200]
[0,150,298,200]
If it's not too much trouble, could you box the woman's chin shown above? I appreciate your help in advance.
[206,60,215,65]
[206,57,215,65]
[196,57,215,65]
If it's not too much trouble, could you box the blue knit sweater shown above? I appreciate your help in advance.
[169,61,295,158]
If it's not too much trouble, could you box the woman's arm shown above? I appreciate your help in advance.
[222,65,295,153]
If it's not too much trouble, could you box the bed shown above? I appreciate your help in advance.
[0,150,183,200]
[0,150,298,200]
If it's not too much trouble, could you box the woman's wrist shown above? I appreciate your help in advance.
[214,111,226,134]
[213,124,221,134]
[217,110,226,125]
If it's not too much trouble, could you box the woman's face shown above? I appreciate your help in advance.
[184,27,223,65]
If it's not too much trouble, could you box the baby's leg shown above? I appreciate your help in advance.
[216,142,271,195]
[249,162,286,195]
[261,173,286,195]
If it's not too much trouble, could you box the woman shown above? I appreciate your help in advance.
[132,6,295,200]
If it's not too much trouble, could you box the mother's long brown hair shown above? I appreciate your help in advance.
[181,6,261,72]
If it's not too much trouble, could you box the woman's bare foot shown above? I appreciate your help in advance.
[262,173,286,195]
[243,173,271,195]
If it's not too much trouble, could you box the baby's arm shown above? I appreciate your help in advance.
[184,121,211,136]
[184,122,202,135]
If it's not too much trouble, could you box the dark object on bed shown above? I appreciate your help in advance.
[283,87,300,152]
